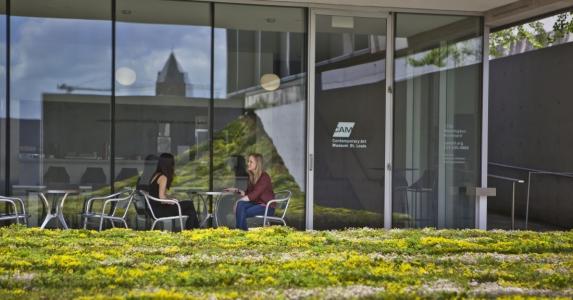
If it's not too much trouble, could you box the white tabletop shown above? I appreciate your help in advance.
[12,185,92,192]
[43,189,81,194]
[199,191,235,196]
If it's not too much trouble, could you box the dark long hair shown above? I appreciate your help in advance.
[154,153,175,189]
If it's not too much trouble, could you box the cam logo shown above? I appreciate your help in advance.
[333,122,355,138]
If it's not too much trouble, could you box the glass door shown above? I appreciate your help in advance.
[308,11,390,229]
[392,13,483,229]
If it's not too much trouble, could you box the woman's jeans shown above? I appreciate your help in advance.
[235,201,274,231]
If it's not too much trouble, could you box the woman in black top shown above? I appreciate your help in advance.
[148,153,199,229]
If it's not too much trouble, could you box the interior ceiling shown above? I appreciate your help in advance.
[7,0,522,20]
[268,0,521,12]
[215,4,305,32]
[10,0,568,31]
[396,14,466,37]
[9,0,305,32]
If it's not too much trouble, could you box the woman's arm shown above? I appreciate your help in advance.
[157,175,168,199]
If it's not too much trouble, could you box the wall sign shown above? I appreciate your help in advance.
[332,122,368,149]
[444,121,470,165]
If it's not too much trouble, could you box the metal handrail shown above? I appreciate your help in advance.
[488,174,524,183]
[489,162,573,229]
[488,173,525,230]
[489,162,573,177]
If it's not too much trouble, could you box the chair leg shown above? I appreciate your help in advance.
[40,215,52,229]
[83,217,88,230]
[122,220,128,229]
[99,216,105,231]
[151,220,158,230]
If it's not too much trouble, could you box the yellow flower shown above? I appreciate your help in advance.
[46,255,81,269]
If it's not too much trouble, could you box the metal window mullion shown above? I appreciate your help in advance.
[111,0,116,193]
[209,2,215,225]
[384,13,394,229]
[305,9,316,231]
[5,0,10,195]
[477,23,489,230]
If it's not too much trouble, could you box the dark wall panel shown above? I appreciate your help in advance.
[489,42,573,229]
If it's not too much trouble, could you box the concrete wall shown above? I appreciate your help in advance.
[255,101,306,191]
[489,42,573,229]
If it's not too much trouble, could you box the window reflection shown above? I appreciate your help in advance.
[213,4,306,229]
[9,0,112,227]
[393,14,482,228]
[114,1,212,228]
[313,15,387,229]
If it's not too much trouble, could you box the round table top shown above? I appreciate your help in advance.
[43,189,81,194]
[199,191,235,196]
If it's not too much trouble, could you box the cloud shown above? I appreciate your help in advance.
[11,17,112,116]
[9,16,231,119]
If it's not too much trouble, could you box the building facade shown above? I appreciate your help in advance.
[1,0,569,230]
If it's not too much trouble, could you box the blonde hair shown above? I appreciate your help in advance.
[248,153,264,185]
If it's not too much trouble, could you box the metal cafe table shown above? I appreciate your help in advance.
[12,185,90,229]
[173,188,234,228]
[197,191,235,227]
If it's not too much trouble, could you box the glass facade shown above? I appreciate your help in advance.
[0,0,309,229]
[10,0,112,227]
[115,0,211,201]
[0,1,484,230]
[393,14,482,228]
[213,4,306,229]
[313,15,387,229]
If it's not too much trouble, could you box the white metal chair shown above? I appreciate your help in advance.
[141,191,188,231]
[82,189,134,231]
[237,190,292,227]
[0,196,28,225]
[132,190,152,230]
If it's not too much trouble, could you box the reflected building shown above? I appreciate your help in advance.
[20,53,242,188]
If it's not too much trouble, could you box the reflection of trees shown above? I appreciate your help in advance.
[407,42,480,67]
[490,12,573,58]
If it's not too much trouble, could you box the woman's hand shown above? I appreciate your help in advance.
[224,187,245,196]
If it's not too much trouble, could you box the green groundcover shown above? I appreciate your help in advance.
[0,226,572,299]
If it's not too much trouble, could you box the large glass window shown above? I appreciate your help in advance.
[313,15,387,229]
[10,0,112,227]
[114,0,211,206]
[213,4,306,229]
[393,14,482,228]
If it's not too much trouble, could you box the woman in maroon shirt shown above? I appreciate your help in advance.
[226,153,274,230]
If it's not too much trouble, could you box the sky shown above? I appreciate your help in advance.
[4,16,230,119]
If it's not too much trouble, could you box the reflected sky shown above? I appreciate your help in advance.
[9,16,229,119]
